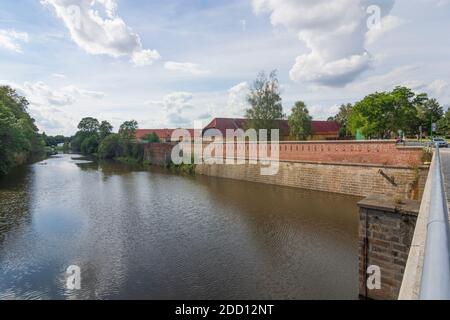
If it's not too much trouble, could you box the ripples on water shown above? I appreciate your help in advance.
[0,154,360,300]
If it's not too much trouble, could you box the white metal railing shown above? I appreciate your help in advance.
[419,145,450,299]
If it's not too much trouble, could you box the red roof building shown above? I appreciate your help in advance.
[203,118,341,140]
[135,129,196,142]
[136,118,341,142]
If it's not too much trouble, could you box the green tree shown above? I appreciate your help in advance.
[288,101,312,140]
[0,86,43,175]
[417,98,444,136]
[99,121,113,139]
[98,134,123,159]
[349,87,427,139]
[80,135,99,154]
[328,103,353,137]
[245,70,284,138]
[438,109,450,137]
[119,120,138,139]
[77,117,100,134]
[144,132,161,143]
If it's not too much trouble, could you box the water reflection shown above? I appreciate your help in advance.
[0,154,360,300]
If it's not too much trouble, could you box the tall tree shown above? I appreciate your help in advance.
[288,101,312,140]
[437,109,450,137]
[77,117,100,134]
[119,120,138,139]
[328,103,353,137]
[245,70,284,138]
[99,121,113,139]
[348,86,437,139]
[0,86,42,175]
[416,98,444,135]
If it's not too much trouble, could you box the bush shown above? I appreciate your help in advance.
[144,132,160,143]
[98,134,122,159]
[80,136,99,155]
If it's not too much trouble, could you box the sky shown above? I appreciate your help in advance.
[1,0,449,136]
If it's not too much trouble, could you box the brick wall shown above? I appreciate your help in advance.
[358,196,419,300]
[143,143,173,166]
[209,141,423,167]
[196,162,428,200]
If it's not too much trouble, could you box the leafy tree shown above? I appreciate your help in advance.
[0,86,43,175]
[349,91,394,138]
[98,134,123,159]
[417,98,444,136]
[71,132,88,153]
[328,103,353,137]
[144,132,161,143]
[348,86,436,138]
[119,120,138,139]
[438,109,450,137]
[80,136,99,154]
[288,101,312,140]
[77,117,100,134]
[99,121,113,139]
[245,70,284,138]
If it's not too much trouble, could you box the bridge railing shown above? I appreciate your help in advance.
[419,145,450,299]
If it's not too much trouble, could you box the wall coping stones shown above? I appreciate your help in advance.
[358,195,420,216]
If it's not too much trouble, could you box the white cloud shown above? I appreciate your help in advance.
[164,61,211,75]
[146,92,194,126]
[41,0,160,66]
[0,80,101,134]
[366,15,405,45]
[308,104,341,120]
[0,29,29,53]
[51,73,67,79]
[349,65,420,92]
[427,80,450,105]
[252,0,399,86]
[225,82,249,117]
[1,80,103,109]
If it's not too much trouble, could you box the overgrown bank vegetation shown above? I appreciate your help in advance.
[71,117,144,162]
[0,86,45,175]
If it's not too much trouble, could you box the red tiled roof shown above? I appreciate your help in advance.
[135,129,197,140]
[311,121,341,134]
[204,118,340,136]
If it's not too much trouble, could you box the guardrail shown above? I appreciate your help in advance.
[419,145,450,299]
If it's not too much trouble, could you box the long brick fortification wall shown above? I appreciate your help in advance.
[144,140,428,199]
[207,140,424,167]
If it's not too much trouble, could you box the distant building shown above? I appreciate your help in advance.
[135,129,195,142]
[136,118,340,142]
[203,118,341,141]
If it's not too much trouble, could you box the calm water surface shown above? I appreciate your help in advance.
[0,154,360,299]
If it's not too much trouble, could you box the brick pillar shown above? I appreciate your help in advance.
[358,195,419,300]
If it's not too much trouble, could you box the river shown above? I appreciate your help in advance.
[0,154,360,300]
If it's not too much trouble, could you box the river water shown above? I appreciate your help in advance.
[0,154,360,300]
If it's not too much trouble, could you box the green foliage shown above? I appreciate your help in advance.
[0,86,43,175]
[77,117,100,133]
[80,135,99,155]
[144,132,161,143]
[119,120,138,139]
[421,148,433,163]
[328,103,353,137]
[43,134,69,147]
[98,134,122,159]
[245,70,284,137]
[348,86,444,139]
[288,101,312,140]
[438,109,450,137]
[99,121,113,139]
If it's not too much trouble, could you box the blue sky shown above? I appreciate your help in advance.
[1,0,449,135]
